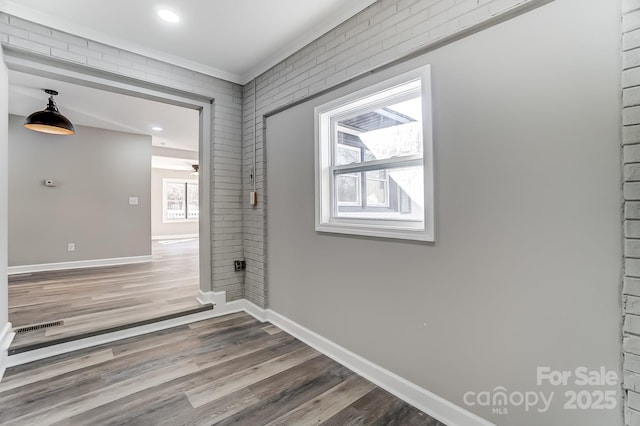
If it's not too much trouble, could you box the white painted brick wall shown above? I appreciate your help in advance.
[241,0,549,308]
[0,13,245,300]
[625,10,640,33]
[624,0,640,419]
[628,353,640,375]
[626,0,640,14]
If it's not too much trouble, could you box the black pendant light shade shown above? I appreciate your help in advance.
[24,89,75,135]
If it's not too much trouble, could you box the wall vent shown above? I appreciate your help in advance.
[14,321,63,334]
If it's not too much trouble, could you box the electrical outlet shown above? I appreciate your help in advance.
[67,243,75,252]
[234,260,246,271]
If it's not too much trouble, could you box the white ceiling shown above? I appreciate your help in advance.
[0,0,378,84]
[9,70,200,152]
[3,1,377,166]
[152,156,199,172]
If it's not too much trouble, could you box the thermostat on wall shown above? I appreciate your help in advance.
[44,179,57,187]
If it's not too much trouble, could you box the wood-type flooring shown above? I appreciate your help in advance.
[0,312,444,425]
[8,239,202,352]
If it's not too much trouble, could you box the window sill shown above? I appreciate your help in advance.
[315,221,433,242]
[162,219,199,224]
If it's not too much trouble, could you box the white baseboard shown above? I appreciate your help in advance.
[243,299,268,322]
[152,234,199,241]
[4,290,493,425]
[7,255,153,275]
[197,291,492,426]
[197,290,249,317]
[261,308,494,426]
[196,289,226,307]
[0,322,15,382]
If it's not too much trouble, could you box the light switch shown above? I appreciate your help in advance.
[129,197,139,205]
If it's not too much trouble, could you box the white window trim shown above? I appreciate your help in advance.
[162,178,199,224]
[314,65,435,242]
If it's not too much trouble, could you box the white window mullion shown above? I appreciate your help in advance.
[332,154,423,175]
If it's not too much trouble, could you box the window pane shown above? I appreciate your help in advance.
[187,183,199,219]
[338,96,422,162]
[166,182,185,220]
[366,176,387,206]
[336,166,423,221]
[364,149,377,162]
[336,174,360,205]
[336,143,361,166]
[368,169,386,179]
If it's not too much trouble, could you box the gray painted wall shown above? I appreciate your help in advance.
[8,115,151,266]
[242,0,548,309]
[151,168,198,238]
[266,1,621,425]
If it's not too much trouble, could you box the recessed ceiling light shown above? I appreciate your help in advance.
[152,126,163,131]
[158,9,180,23]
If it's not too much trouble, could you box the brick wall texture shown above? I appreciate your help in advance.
[624,1,640,424]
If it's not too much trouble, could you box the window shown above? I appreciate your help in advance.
[314,66,434,241]
[163,178,199,222]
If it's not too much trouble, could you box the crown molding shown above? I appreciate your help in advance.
[0,0,378,86]
[0,0,242,84]
[239,0,378,84]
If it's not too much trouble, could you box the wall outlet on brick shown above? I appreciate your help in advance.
[234,260,246,271]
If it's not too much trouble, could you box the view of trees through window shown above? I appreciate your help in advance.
[164,179,199,222]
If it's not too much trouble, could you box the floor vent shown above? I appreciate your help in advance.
[15,321,64,334]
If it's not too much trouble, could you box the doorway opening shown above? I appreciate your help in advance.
[4,53,213,354]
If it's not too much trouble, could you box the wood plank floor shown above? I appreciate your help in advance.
[0,312,444,425]
[9,239,202,352]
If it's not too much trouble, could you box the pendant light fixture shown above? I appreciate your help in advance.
[24,89,76,135]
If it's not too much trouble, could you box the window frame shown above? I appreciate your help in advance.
[314,66,434,242]
[162,178,199,223]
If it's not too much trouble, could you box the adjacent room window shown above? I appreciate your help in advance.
[163,179,199,222]
[314,66,434,241]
